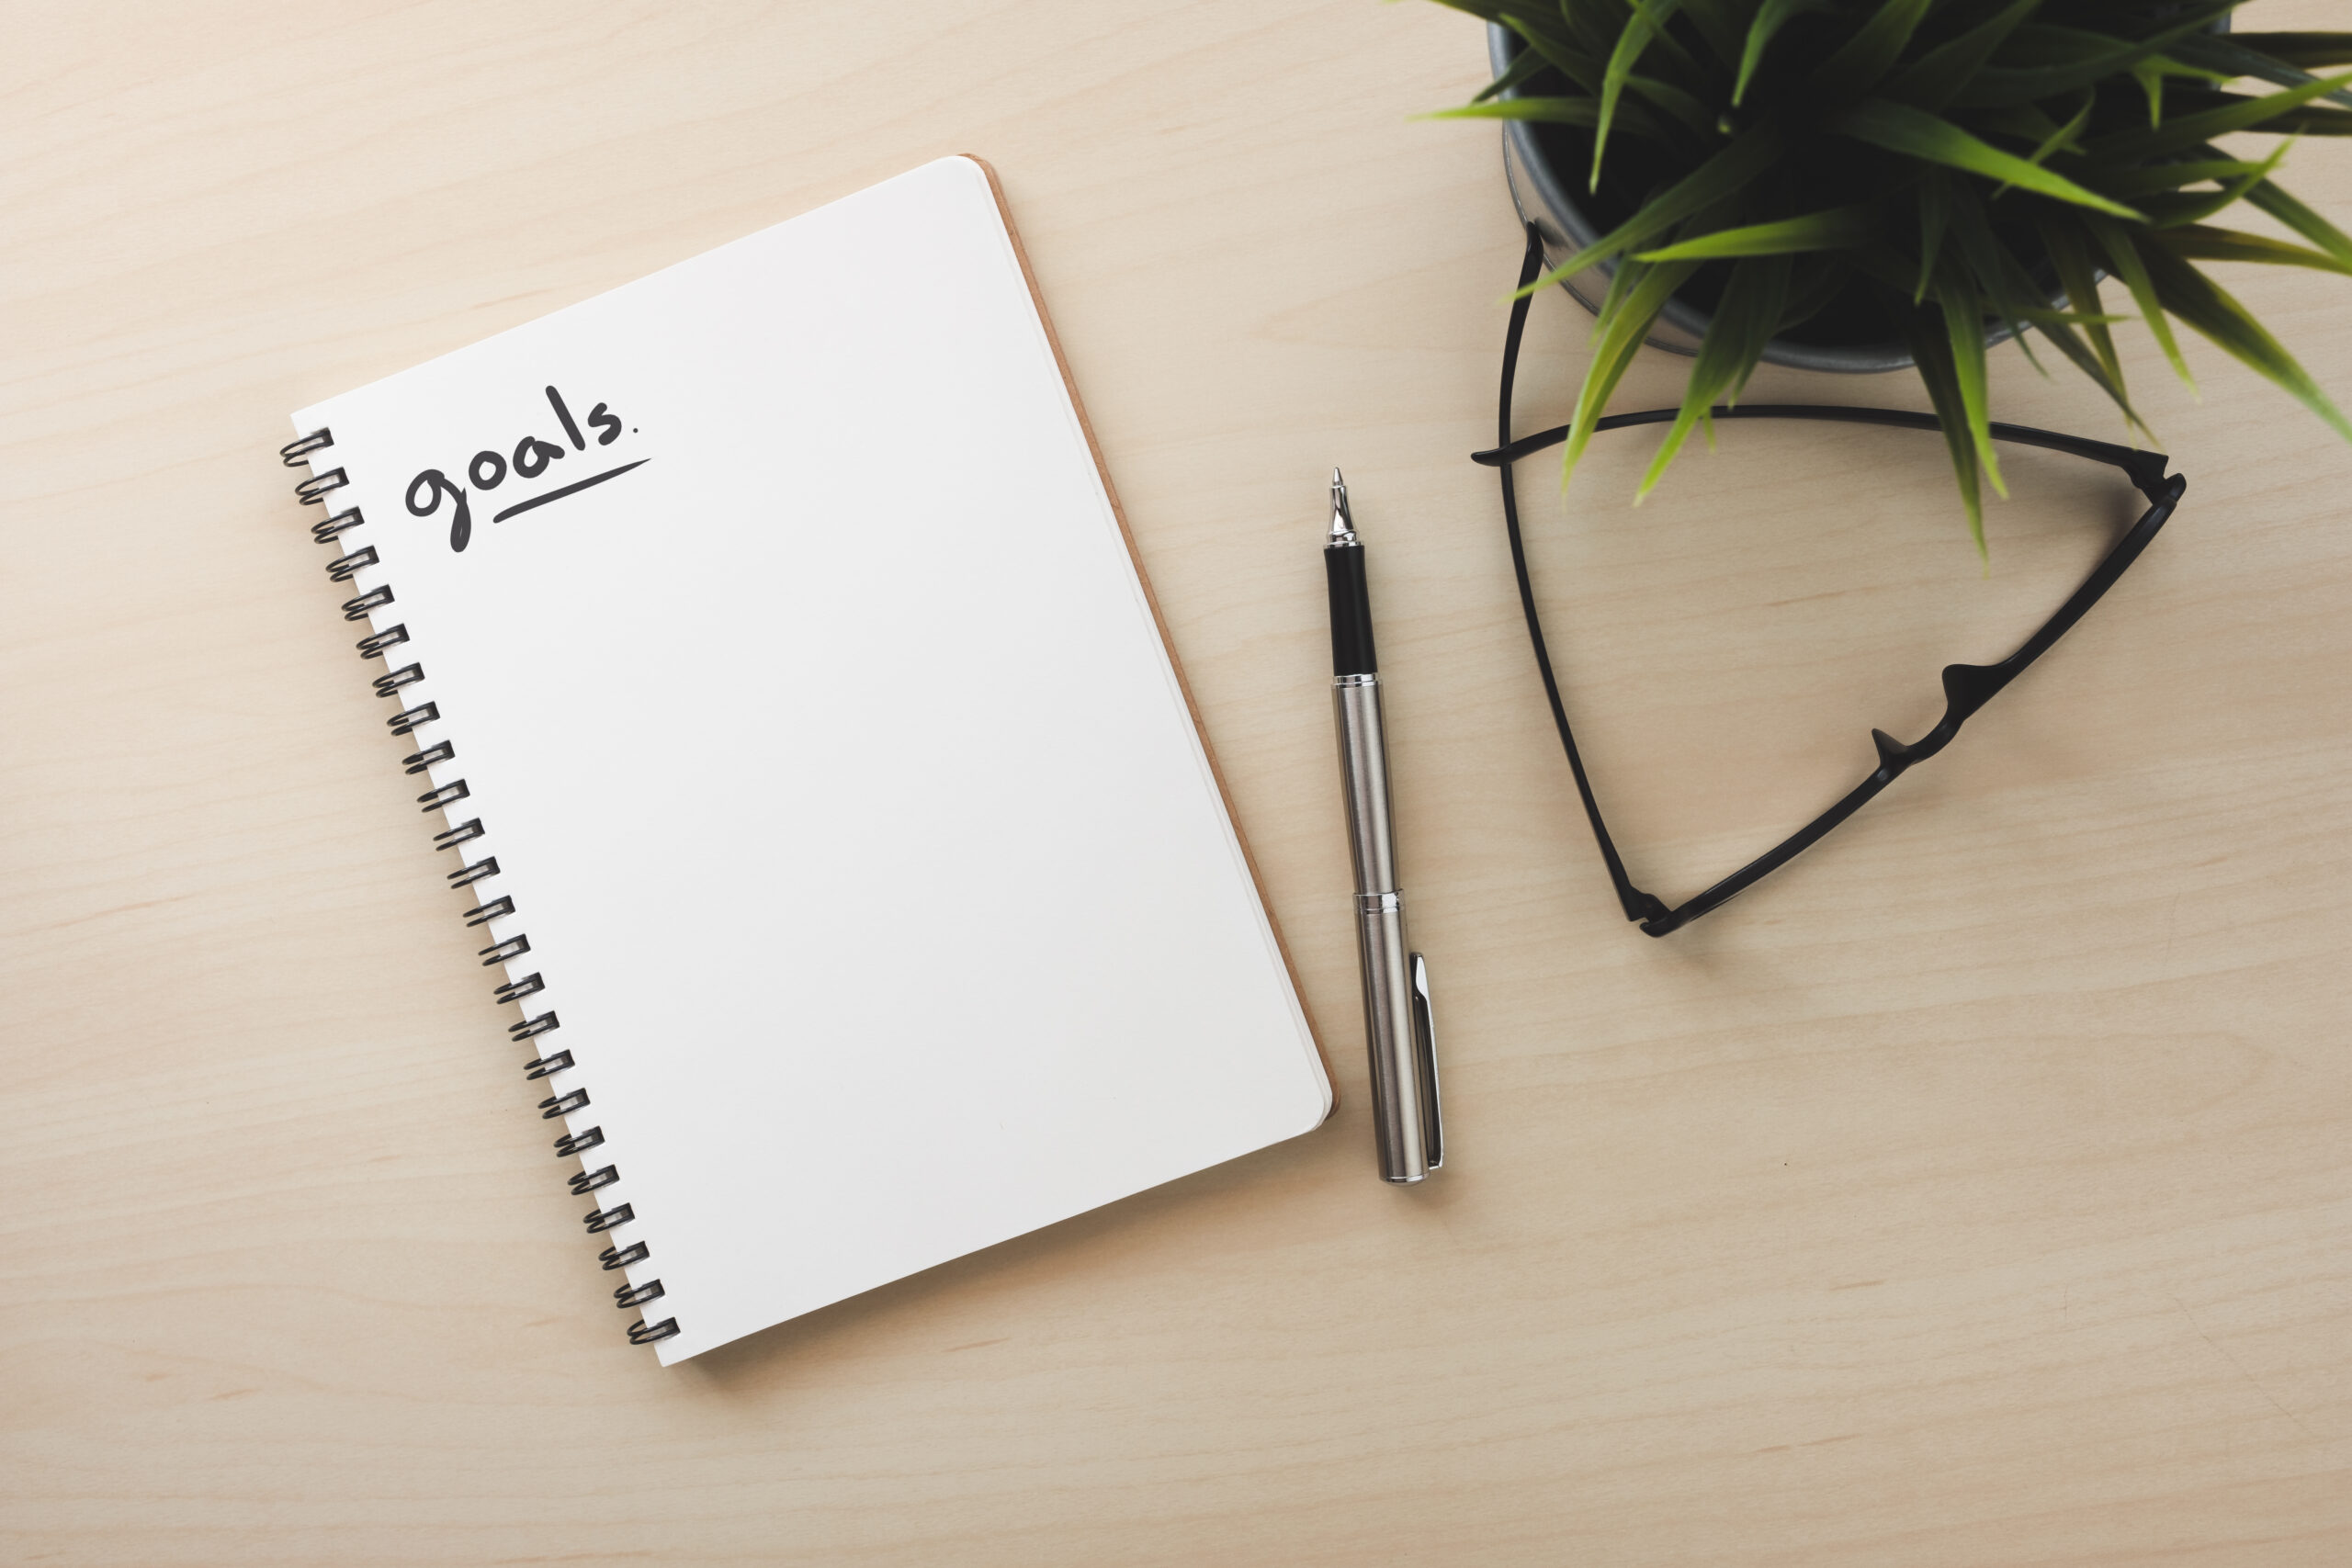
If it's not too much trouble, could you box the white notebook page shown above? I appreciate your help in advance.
[294,156,1329,1363]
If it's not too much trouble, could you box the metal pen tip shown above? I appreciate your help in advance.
[1329,468,1356,543]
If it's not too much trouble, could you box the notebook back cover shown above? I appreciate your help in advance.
[293,156,1330,1363]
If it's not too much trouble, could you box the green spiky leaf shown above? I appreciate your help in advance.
[1937,278,2008,502]
[1735,0,1826,107]
[2245,179,2352,271]
[1832,100,2144,218]
[1595,0,1684,189]
[2228,34,2352,71]
[2151,224,2352,276]
[1419,95,1668,139]
[1637,254,1793,499]
[2137,239,2352,441]
[2038,219,2146,438]
[1808,0,1935,102]
[1632,205,1874,261]
[1559,256,1706,492]
[1957,6,2241,107]
[2087,215,2197,391]
[2170,32,2352,109]
[2088,71,2352,160]
[1513,127,1785,298]
[1905,312,1990,560]
[1472,38,1550,103]
[1884,0,2040,112]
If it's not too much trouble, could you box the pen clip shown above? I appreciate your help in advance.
[1409,952,1442,1171]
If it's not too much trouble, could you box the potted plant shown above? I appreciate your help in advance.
[1425,1,2352,551]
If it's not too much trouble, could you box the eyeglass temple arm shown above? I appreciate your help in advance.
[1496,224,1672,928]
[1475,407,2174,506]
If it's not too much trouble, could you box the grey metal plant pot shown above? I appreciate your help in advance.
[1487,23,1940,375]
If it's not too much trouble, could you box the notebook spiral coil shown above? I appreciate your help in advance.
[280,428,679,1350]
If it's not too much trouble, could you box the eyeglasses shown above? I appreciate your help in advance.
[1476,226,2188,938]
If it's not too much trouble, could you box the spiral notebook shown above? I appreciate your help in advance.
[280,156,1331,1364]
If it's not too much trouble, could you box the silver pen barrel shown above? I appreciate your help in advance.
[1334,672,1433,1182]
[1325,469,1440,1184]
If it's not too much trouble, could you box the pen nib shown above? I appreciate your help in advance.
[1329,468,1357,544]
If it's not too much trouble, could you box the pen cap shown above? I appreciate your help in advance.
[1324,546,1377,676]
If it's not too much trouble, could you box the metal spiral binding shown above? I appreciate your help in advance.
[420,780,472,812]
[281,426,673,1351]
[342,584,395,619]
[374,663,426,698]
[554,1125,604,1158]
[313,509,366,545]
[462,894,514,924]
[492,971,544,1003]
[328,547,379,582]
[407,740,459,775]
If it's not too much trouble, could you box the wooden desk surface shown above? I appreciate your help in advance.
[6,3,2348,1562]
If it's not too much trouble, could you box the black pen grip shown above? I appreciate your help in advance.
[1324,545,1377,676]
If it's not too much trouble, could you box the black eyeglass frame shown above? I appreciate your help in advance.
[1476,226,2189,938]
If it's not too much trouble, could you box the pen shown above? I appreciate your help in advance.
[1325,469,1442,1184]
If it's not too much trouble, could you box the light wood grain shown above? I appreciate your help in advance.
[4,3,2349,1563]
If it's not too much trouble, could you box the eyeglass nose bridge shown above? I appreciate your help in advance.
[1871,660,2007,775]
